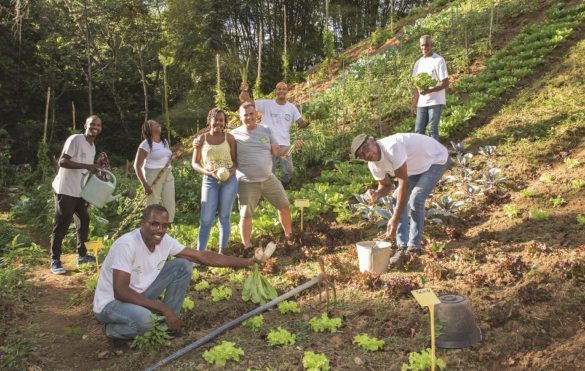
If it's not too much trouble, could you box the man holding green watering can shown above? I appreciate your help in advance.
[50,115,103,274]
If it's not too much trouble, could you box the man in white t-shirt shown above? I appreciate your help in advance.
[239,81,310,187]
[411,35,449,141]
[94,205,257,346]
[50,115,103,275]
[351,133,450,268]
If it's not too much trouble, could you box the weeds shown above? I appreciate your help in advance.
[529,209,550,221]
[503,204,521,218]
[131,314,173,355]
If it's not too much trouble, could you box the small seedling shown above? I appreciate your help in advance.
[182,296,195,311]
[571,179,585,189]
[195,279,210,291]
[267,327,296,346]
[503,204,521,218]
[550,195,566,208]
[309,313,342,333]
[210,286,232,302]
[131,314,173,355]
[242,315,264,332]
[191,269,200,282]
[278,300,301,314]
[576,214,585,226]
[353,334,385,352]
[539,173,554,183]
[521,188,538,198]
[529,209,550,221]
[564,158,581,169]
[429,241,446,254]
[302,351,330,371]
[63,326,81,335]
[202,341,244,366]
[85,274,98,292]
[401,348,446,371]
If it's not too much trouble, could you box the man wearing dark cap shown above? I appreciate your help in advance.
[351,133,450,267]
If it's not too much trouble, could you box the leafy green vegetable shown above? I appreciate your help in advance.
[242,315,264,332]
[194,279,210,291]
[401,348,446,371]
[131,314,173,355]
[302,351,330,371]
[202,341,244,366]
[413,72,436,90]
[353,334,385,351]
[278,300,301,314]
[267,327,296,346]
[309,313,342,333]
[242,264,278,304]
[210,286,232,302]
[191,269,199,281]
[182,296,195,311]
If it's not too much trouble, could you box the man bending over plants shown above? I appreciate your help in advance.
[93,205,258,346]
[351,133,450,268]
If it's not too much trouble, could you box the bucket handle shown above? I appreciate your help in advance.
[81,169,116,189]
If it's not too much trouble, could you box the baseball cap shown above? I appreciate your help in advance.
[351,133,369,158]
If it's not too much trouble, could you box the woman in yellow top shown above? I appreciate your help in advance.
[191,108,237,252]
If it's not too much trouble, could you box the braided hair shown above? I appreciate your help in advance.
[141,119,168,151]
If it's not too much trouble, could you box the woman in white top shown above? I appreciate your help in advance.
[134,120,175,222]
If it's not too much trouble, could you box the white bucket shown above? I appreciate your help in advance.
[356,241,393,274]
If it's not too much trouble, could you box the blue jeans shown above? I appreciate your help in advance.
[415,105,443,141]
[394,159,450,249]
[95,258,192,339]
[272,145,293,185]
[198,175,238,251]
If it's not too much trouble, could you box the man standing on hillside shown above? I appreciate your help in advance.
[50,115,103,274]
[93,205,258,346]
[239,82,310,188]
[232,102,294,249]
[411,35,449,141]
[351,133,450,268]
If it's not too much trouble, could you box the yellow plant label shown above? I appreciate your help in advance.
[411,288,440,307]
[295,199,310,208]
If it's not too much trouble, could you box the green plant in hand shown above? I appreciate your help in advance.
[353,334,385,352]
[401,348,446,370]
[267,327,296,346]
[278,300,301,314]
[413,73,436,90]
[303,351,330,371]
[309,313,342,333]
[242,315,264,332]
[131,314,173,355]
[210,286,232,302]
[242,264,277,304]
[202,341,244,366]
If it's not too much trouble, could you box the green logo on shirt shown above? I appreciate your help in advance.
[259,136,269,144]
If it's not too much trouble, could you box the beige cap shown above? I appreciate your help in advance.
[351,133,369,158]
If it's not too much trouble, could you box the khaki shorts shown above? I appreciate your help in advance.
[238,175,289,217]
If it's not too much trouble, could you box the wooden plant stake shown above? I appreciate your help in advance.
[411,288,441,371]
[294,199,310,231]
[86,240,104,274]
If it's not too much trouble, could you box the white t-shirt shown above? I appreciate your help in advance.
[412,53,449,107]
[255,100,301,145]
[93,229,185,314]
[138,139,172,169]
[368,133,448,180]
[52,134,96,197]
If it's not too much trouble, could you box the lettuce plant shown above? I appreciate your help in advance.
[353,334,385,352]
[302,351,330,371]
[267,327,296,346]
[131,314,173,355]
[401,348,446,371]
[309,313,342,333]
[182,296,195,311]
[202,341,244,366]
[210,286,232,302]
[278,300,301,314]
[529,209,550,221]
[194,279,210,291]
[242,315,264,332]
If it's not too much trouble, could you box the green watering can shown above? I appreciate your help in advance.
[80,169,123,208]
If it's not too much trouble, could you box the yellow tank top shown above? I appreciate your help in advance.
[201,134,233,171]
